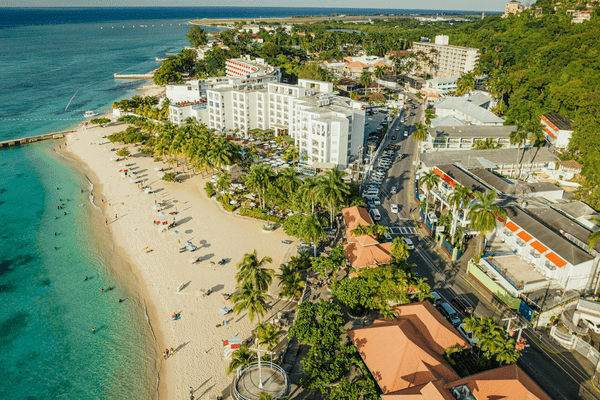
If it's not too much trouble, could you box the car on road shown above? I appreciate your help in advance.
[390,186,397,194]
[396,126,401,131]
[457,323,479,346]
[439,302,461,326]
[391,135,396,140]
[384,232,393,242]
[390,204,399,213]
[451,297,474,315]
[397,152,405,159]
[410,112,416,116]
[404,131,409,137]
[373,196,381,205]
[403,237,414,250]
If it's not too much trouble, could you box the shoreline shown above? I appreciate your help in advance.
[59,88,296,399]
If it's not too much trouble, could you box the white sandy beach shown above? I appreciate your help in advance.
[62,107,296,399]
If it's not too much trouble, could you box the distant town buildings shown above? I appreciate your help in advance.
[503,1,525,17]
[570,9,593,23]
[411,35,479,78]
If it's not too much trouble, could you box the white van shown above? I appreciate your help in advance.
[369,209,381,221]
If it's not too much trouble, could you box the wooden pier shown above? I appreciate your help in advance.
[113,72,155,80]
[0,131,73,150]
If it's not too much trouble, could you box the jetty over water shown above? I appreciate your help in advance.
[113,72,155,80]
[0,131,73,150]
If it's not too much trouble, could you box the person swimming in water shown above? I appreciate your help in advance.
[92,327,96,333]
[85,276,88,281]
[118,299,123,303]
[54,232,57,236]
[63,212,66,215]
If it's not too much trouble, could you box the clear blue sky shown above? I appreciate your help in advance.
[0,1,511,12]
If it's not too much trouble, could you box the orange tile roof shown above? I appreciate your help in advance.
[346,61,369,68]
[382,380,455,400]
[342,206,372,229]
[349,318,460,394]
[374,61,390,67]
[392,302,469,354]
[344,241,393,269]
[530,240,548,254]
[446,364,552,400]
[504,221,519,232]
[517,230,533,242]
[545,251,567,268]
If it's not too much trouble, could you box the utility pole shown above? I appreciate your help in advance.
[502,315,518,336]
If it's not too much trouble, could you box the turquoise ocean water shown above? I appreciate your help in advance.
[0,6,480,399]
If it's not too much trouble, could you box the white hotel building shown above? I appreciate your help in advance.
[206,79,366,168]
[411,35,479,78]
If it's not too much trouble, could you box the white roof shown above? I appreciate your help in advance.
[436,97,504,124]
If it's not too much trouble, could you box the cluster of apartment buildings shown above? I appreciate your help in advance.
[503,0,595,23]
[416,154,599,317]
[412,35,480,79]
[165,56,366,168]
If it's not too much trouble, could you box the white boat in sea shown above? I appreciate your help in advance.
[83,111,96,118]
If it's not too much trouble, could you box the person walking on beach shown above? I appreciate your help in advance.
[105,218,108,225]
[170,347,175,356]
[115,214,117,220]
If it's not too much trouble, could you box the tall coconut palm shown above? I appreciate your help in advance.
[496,339,520,365]
[256,322,281,351]
[456,72,475,96]
[278,167,302,195]
[231,280,269,323]
[411,277,432,302]
[360,71,372,93]
[236,250,274,291]
[418,170,441,218]
[226,345,256,374]
[473,138,499,150]
[413,122,428,142]
[244,164,276,208]
[277,264,305,299]
[470,190,505,255]
[299,214,327,257]
[391,236,410,263]
[298,176,319,214]
[216,171,231,191]
[509,128,529,179]
[374,65,387,92]
[447,186,472,246]
[424,108,436,126]
[316,167,350,225]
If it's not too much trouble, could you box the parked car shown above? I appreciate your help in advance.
[451,297,474,315]
[390,204,399,213]
[390,186,397,194]
[429,291,442,306]
[457,323,479,346]
[403,237,414,250]
[384,232,393,242]
[373,196,381,205]
[391,135,397,140]
[439,302,461,326]
[404,131,408,136]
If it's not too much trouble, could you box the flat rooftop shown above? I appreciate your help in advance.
[490,255,547,285]
[429,125,517,139]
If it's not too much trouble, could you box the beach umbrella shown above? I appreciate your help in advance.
[157,173,165,178]
[119,163,124,166]
[129,178,136,183]
[152,205,160,210]
[170,230,179,235]
[217,307,230,315]
[190,256,200,264]
[144,187,152,194]
[103,147,109,151]
[158,225,168,232]
[154,166,161,171]
[109,157,116,161]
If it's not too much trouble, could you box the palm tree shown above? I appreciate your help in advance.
[299,214,327,257]
[412,122,428,142]
[236,250,274,291]
[226,345,256,374]
[418,170,441,218]
[278,167,302,195]
[244,164,276,208]
[424,108,436,126]
[256,322,281,351]
[496,339,520,365]
[373,65,387,92]
[470,190,505,255]
[456,72,475,96]
[298,176,319,214]
[411,277,432,302]
[231,280,269,323]
[588,217,600,251]
[216,171,231,191]
[473,138,499,150]
[258,394,274,400]
[360,71,372,93]
[447,186,472,246]
[509,128,529,179]
[350,222,370,237]
[277,264,305,299]
[316,167,350,225]
[391,237,410,263]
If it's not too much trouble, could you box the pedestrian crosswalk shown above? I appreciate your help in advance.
[388,226,417,235]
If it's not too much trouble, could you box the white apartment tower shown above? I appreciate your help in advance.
[204,79,365,168]
[411,35,480,78]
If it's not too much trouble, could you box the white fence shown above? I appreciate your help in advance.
[550,326,600,367]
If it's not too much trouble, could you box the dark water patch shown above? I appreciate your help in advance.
[0,188,7,194]
[0,201,5,206]
[0,311,29,348]
[0,283,17,292]
[0,259,15,275]
[39,278,51,287]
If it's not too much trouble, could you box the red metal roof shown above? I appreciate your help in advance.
[545,252,567,268]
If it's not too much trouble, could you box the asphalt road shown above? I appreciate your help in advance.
[365,91,599,400]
